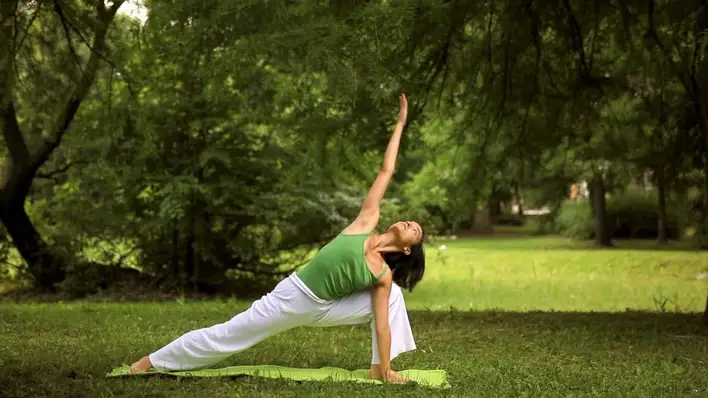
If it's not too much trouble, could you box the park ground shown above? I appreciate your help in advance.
[2,232,708,397]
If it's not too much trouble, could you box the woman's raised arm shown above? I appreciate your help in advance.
[343,94,408,235]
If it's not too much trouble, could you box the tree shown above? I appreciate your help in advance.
[632,0,708,247]
[30,0,439,295]
[0,0,125,290]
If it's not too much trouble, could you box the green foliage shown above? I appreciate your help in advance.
[400,162,455,235]
[5,0,708,297]
[555,199,595,240]
[0,234,24,280]
[608,188,682,240]
[397,117,483,235]
[15,0,436,294]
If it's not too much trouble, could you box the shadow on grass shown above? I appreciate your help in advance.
[409,309,708,338]
[1,305,707,397]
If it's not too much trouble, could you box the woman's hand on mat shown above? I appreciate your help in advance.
[396,93,408,125]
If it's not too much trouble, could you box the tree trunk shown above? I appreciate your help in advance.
[589,173,612,247]
[694,100,708,249]
[171,225,181,289]
[0,112,66,290]
[185,226,197,294]
[514,180,524,216]
[702,120,708,248]
[488,197,501,220]
[703,291,708,327]
[656,167,669,244]
[470,207,493,234]
[487,184,502,222]
[0,205,65,290]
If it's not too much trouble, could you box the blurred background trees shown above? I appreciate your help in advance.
[1,0,707,302]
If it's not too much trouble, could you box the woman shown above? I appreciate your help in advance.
[129,94,425,384]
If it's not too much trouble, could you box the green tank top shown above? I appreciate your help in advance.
[296,233,387,300]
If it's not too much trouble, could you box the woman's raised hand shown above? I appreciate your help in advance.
[397,93,408,125]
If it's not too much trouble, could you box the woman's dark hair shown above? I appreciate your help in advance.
[382,233,426,292]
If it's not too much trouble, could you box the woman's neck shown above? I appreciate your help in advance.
[368,231,403,253]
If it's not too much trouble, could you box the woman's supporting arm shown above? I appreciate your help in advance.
[372,271,409,383]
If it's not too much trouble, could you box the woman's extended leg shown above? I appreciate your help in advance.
[313,283,416,372]
[141,276,325,371]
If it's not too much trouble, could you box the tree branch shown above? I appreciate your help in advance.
[486,2,494,65]
[53,0,136,95]
[0,0,18,111]
[14,1,41,56]
[691,4,708,99]
[563,0,590,78]
[526,0,541,59]
[35,159,89,179]
[53,0,85,79]
[588,0,600,72]
[28,0,124,176]
[481,44,542,177]
[646,0,694,99]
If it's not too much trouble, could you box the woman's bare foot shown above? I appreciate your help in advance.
[129,356,152,373]
[383,369,411,384]
[368,365,411,384]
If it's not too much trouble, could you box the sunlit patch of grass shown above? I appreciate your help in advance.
[408,236,708,313]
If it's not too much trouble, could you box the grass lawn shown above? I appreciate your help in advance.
[412,236,708,313]
[2,235,708,397]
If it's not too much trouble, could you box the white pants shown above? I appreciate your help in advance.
[149,274,417,371]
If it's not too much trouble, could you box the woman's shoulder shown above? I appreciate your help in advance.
[336,226,373,243]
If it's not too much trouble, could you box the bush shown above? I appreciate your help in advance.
[57,261,153,298]
[494,213,525,226]
[534,212,557,235]
[555,199,595,239]
[554,190,682,240]
[607,190,681,239]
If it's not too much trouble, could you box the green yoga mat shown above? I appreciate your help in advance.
[106,364,449,388]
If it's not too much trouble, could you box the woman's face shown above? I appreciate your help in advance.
[388,220,424,246]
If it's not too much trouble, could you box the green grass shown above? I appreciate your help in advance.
[413,236,708,313]
[2,236,708,397]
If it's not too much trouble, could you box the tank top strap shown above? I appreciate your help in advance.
[374,266,388,280]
